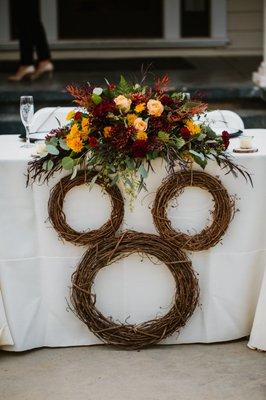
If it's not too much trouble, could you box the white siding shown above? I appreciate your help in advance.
[227,0,263,53]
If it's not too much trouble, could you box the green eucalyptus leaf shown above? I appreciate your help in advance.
[189,150,207,168]
[49,137,58,146]
[43,159,54,171]
[91,93,102,105]
[197,133,206,141]
[59,138,70,151]
[189,149,205,160]
[61,156,74,170]
[125,178,134,189]
[204,126,217,139]
[138,164,148,179]
[173,137,186,149]
[126,158,135,170]
[88,174,98,190]
[46,144,59,155]
[108,164,117,173]
[110,174,119,186]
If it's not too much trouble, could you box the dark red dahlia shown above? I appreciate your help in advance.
[108,126,133,150]
[74,111,82,120]
[222,130,230,149]
[160,95,174,107]
[149,117,172,133]
[131,140,149,158]
[131,92,150,105]
[180,127,191,140]
[147,136,165,152]
[93,100,116,117]
[89,137,99,148]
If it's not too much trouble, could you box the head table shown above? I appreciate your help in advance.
[0,131,265,352]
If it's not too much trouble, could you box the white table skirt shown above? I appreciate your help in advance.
[0,132,266,352]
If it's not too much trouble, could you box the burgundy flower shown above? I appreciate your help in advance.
[222,130,230,149]
[89,137,99,148]
[149,116,172,133]
[93,100,116,117]
[108,83,116,91]
[147,136,165,152]
[131,92,150,105]
[109,126,133,150]
[131,140,149,158]
[180,127,191,140]
[74,111,82,120]
[160,95,174,107]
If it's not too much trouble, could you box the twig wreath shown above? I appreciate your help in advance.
[48,170,124,246]
[47,169,235,348]
[152,171,235,251]
[70,231,200,349]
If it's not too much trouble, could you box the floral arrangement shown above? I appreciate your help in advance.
[28,75,250,197]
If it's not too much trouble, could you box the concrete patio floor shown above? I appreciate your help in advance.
[1,340,265,400]
[1,56,266,135]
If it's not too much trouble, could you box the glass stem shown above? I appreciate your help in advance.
[25,125,30,144]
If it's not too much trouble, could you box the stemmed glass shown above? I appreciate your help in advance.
[20,96,34,147]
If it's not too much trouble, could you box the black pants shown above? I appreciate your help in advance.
[14,0,51,65]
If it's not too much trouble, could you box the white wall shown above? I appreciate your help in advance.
[227,0,263,53]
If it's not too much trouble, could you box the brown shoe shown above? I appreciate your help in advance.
[8,65,35,82]
[31,61,54,80]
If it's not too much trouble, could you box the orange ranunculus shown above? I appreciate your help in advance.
[103,126,112,138]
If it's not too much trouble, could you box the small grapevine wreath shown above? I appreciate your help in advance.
[152,171,234,251]
[70,231,199,349]
[48,170,124,246]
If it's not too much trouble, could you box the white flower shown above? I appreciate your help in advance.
[114,95,132,113]
[35,142,48,158]
[93,87,103,95]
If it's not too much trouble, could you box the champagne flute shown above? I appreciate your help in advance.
[20,96,34,147]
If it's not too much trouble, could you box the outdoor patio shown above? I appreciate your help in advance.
[1,340,265,400]
[1,56,266,135]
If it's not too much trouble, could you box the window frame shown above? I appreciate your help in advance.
[0,0,227,48]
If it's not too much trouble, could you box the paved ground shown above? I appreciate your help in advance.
[0,56,263,94]
[1,56,266,135]
[1,340,265,400]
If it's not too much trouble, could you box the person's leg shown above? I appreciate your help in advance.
[15,0,35,65]
[29,0,54,79]
[8,0,35,81]
[32,0,51,62]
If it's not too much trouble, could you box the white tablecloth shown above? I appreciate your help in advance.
[0,132,265,352]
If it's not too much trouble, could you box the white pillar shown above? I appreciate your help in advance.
[253,0,266,87]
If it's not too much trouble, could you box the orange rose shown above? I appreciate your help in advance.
[147,99,164,117]
[133,117,148,132]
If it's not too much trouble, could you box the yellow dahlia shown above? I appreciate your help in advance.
[81,117,89,130]
[66,135,83,153]
[136,131,148,141]
[135,103,146,113]
[185,120,201,135]
[127,114,137,126]
[69,123,80,136]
